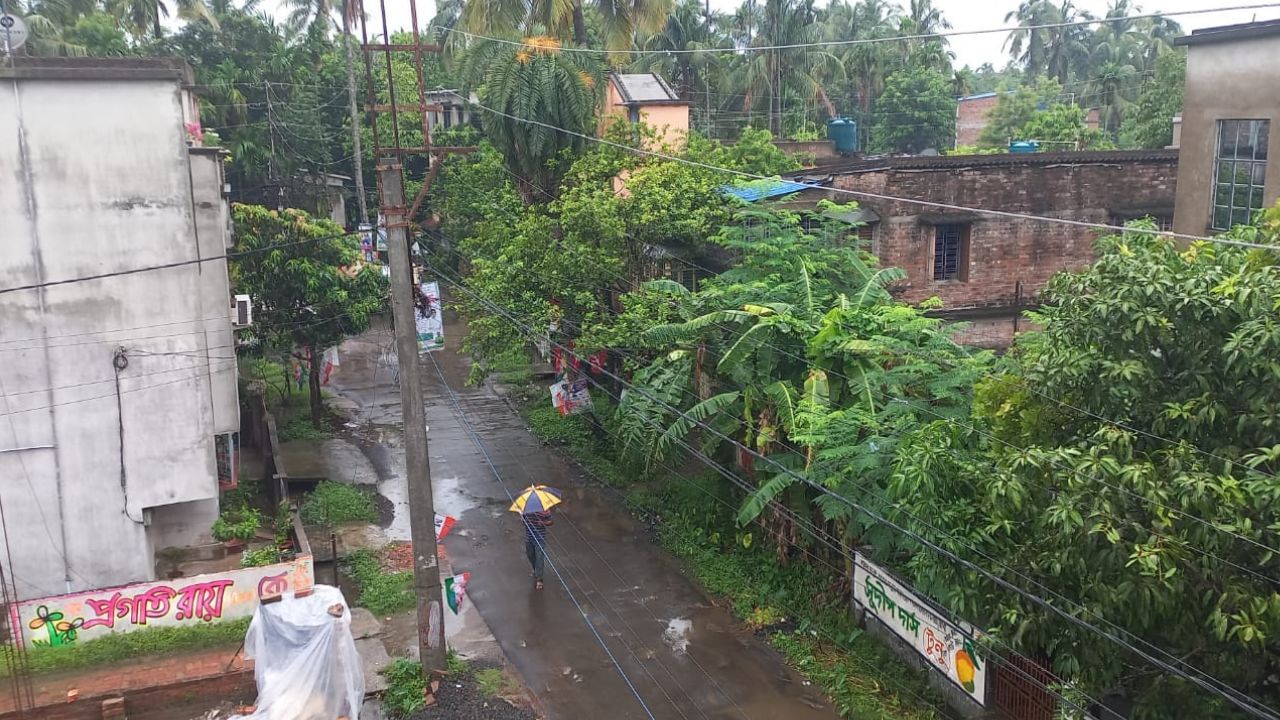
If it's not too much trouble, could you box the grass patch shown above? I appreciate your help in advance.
[343,548,415,616]
[0,617,250,678]
[301,481,379,527]
[446,648,468,675]
[521,401,630,487]
[474,667,517,697]
[382,658,427,719]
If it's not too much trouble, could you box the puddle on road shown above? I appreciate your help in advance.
[663,617,692,655]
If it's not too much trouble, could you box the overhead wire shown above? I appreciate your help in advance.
[434,164,1280,569]
[446,91,1278,251]
[445,2,1280,54]
[416,350,660,720]
[428,259,1280,720]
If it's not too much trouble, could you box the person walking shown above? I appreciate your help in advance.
[510,485,562,591]
[523,509,553,590]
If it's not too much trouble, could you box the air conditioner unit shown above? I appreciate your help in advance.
[232,294,253,328]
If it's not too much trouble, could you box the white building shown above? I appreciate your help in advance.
[0,58,239,600]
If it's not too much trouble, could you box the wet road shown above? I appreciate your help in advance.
[330,312,836,720]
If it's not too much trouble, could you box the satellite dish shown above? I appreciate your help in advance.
[1,13,28,53]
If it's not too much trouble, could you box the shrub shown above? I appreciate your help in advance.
[212,508,262,543]
[381,659,427,718]
[241,546,281,567]
[301,481,378,527]
[342,548,415,616]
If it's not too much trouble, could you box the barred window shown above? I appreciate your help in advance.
[1212,119,1269,231]
[933,224,970,281]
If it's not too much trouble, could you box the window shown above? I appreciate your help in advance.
[933,224,969,281]
[1212,119,1269,231]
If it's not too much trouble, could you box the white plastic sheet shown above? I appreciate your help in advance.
[242,585,365,720]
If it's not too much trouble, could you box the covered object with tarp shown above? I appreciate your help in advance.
[242,585,364,720]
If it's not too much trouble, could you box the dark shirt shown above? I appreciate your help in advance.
[523,511,553,544]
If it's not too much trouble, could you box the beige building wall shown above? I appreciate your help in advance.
[601,78,690,150]
[1173,30,1280,235]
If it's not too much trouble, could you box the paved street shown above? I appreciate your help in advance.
[329,308,836,720]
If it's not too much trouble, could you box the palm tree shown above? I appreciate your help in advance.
[734,0,841,135]
[633,0,725,99]
[1004,0,1056,77]
[459,0,672,50]
[458,35,604,199]
[106,0,217,39]
[1089,59,1135,131]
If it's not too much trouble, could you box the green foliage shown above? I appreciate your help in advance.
[381,659,428,719]
[446,648,468,675]
[240,546,281,567]
[1119,50,1186,149]
[686,128,802,177]
[474,667,516,697]
[212,507,262,542]
[343,548,415,616]
[870,68,955,153]
[1018,103,1113,150]
[946,144,1005,156]
[231,204,388,425]
[301,481,379,527]
[458,38,604,197]
[889,209,1280,718]
[977,80,1062,146]
[0,618,250,678]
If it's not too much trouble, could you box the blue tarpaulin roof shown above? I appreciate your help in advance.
[720,179,811,202]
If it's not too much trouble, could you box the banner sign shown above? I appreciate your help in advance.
[14,557,314,647]
[416,281,444,352]
[855,555,986,705]
[550,377,592,415]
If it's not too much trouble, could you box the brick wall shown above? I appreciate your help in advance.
[955,95,999,147]
[833,155,1178,311]
[0,670,254,720]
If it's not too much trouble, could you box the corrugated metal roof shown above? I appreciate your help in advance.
[720,179,812,202]
[612,73,681,103]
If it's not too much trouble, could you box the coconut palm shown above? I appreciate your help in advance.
[458,0,673,50]
[458,35,604,199]
[106,0,218,39]
[633,0,727,99]
[733,0,842,135]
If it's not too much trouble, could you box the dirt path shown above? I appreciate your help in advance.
[329,310,836,720]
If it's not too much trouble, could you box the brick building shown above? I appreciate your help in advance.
[787,150,1179,347]
[955,92,1001,147]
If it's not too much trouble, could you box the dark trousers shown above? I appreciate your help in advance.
[525,537,545,580]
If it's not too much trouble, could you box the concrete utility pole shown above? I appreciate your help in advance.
[379,158,446,670]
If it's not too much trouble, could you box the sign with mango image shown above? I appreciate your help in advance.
[856,554,987,705]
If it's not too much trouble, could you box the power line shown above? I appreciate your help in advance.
[436,159,1280,567]
[418,349,659,720]
[446,90,1277,253]
[0,226,369,297]
[429,261,1280,720]
[445,2,1280,54]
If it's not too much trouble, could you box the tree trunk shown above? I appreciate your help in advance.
[153,3,163,39]
[308,345,324,428]
[572,1,588,45]
[341,19,369,227]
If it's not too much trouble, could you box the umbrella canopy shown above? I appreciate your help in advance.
[509,485,562,514]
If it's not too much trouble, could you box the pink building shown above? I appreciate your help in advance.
[601,72,691,149]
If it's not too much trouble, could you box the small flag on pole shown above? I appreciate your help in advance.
[434,514,456,541]
[445,573,470,614]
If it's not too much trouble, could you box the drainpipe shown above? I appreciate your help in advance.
[12,76,74,594]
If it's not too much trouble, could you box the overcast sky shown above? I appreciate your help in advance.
[339,0,1280,69]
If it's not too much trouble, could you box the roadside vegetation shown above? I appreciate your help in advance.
[301,481,380,527]
[0,618,250,678]
[342,547,416,617]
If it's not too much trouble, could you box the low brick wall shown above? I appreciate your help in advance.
[0,668,255,720]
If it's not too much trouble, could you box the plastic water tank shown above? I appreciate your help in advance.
[827,118,859,155]
[1008,140,1040,153]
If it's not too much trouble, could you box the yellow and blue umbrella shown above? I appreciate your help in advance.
[510,485,562,514]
